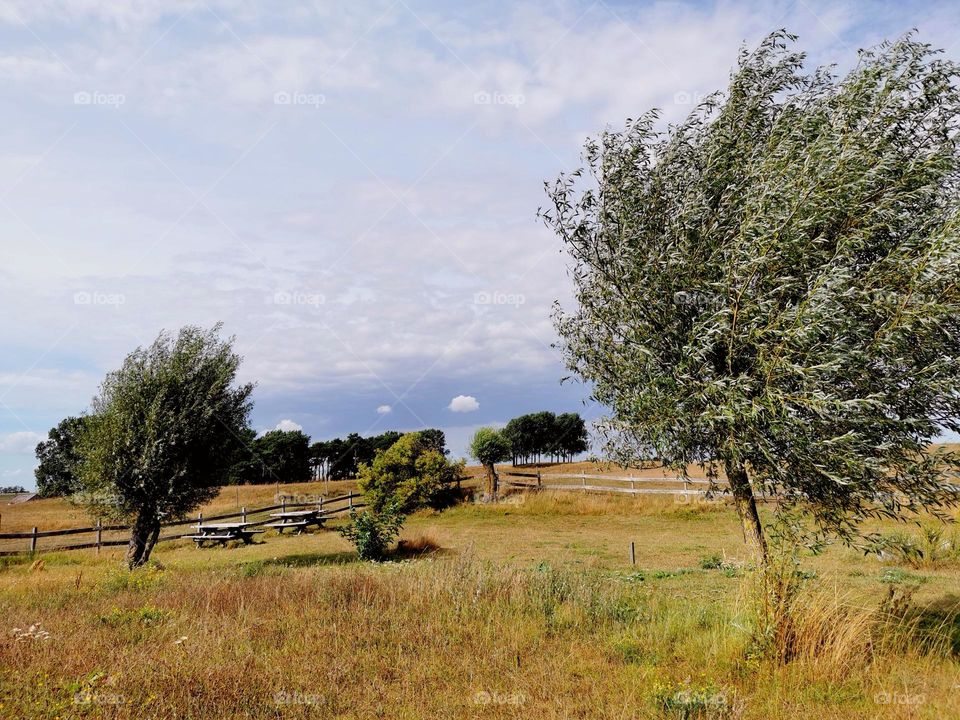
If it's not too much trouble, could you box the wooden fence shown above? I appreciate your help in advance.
[0,492,364,557]
[499,469,724,497]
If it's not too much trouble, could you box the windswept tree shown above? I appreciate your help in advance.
[78,325,253,568]
[543,32,960,559]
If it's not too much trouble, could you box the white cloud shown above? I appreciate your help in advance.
[376,404,392,415]
[2,0,959,450]
[448,395,479,413]
[275,419,303,432]
[0,431,45,454]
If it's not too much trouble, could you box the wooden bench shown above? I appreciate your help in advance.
[184,523,266,547]
[267,510,327,535]
[264,520,310,534]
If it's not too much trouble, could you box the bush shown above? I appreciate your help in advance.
[870,524,960,569]
[338,504,405,561]
[358,432,464,513]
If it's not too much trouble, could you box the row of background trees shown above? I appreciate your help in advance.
[502,411,589,465]
[34,421,450,497]
[35,409,589,498]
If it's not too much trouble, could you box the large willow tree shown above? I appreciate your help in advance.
[79,325,253,568]
[543,32,960,558]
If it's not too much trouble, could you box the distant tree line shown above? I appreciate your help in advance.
[310,428,446,481]
[502,411,589,465]
[34,415,449,495]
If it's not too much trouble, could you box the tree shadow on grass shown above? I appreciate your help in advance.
[262,551,358,568]
[908,593,960,656]
[392,536,449,560]
[239,541,450,576]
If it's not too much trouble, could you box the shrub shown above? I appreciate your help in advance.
[358,432,464,513]
[338,504,405,561]
[870,524,960,569]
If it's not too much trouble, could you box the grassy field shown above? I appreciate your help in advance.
[1,468,958,718]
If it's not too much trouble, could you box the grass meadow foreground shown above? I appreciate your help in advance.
[1,488,958,719]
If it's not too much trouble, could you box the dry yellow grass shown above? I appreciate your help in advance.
[1,480,958,718]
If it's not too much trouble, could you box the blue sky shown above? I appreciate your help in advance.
[2,0,960,487]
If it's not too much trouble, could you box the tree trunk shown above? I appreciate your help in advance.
[724,459,768,562]
[126,511,161,569]
[484,463,499,500]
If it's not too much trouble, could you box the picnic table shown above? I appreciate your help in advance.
[183,522,265,547]
[264,509,327,535]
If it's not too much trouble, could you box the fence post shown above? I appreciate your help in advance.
[30,526,38,554]
[198,511,203,528]
[537,470,542,488]
[630,541,636,566]
[282,498,286,512]
[95,518,102,556]
[581,471,586,490]
[242,506,247,523]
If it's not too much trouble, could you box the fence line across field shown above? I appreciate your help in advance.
[500,469,723,492]
[0,492,364,556]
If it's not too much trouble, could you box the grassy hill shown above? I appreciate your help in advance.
[0,473,957,718]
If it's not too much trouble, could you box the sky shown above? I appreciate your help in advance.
[2,0,960,488]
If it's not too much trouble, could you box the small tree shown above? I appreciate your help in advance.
[34,416,88,497]
[469,427,511,498]
[358,432,464,513]
[543,32,960,559]
[338,502,405,561]
[78,325,253,568]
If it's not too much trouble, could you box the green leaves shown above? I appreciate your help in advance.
[545,31,960,542]
[77,324,253,521]
[469,427,511,467]
[357,431,464,513]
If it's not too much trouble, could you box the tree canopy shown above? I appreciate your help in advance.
[228,429,311,484]
[78,325,253,567]
[311,429,447,481]
[34,416,89,498]
[502,411,589,465]
[469,427,512,497]
[543,32,960,555]
[357,431,463,513]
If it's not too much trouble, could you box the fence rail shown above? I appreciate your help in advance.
[499,469,723,495]
[0,492,363,556]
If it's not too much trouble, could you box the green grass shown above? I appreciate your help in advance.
[0,490,957,718]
